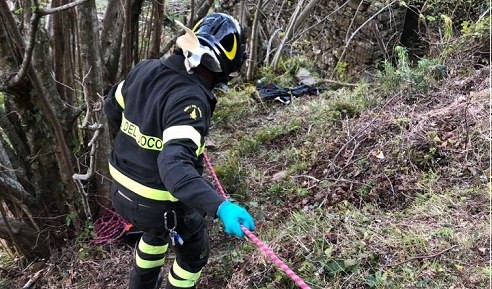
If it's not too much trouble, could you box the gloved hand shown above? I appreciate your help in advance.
[217,200,255,238]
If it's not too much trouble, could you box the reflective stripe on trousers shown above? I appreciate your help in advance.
[167,260,202,288]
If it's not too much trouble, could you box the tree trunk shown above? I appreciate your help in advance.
[246,0,262,81]
[100,0,125,85]
[149,0,165,59]
[77,0,112,199]
[0,1,76,211]
[52,0,77,105]
[0,0,85,259]
[119,0,145,78]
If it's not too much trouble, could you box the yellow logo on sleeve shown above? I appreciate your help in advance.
[184,105,202,120]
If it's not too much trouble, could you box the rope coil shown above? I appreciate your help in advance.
[203,152,311,289]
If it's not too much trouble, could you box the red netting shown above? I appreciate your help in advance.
[91,202,128,244]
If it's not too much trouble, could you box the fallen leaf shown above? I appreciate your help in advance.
[370,149,385,159]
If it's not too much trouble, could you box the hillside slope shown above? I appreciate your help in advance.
[200,67,489,289]
[5,63,489,289]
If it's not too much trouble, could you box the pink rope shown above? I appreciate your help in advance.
[203,152,311,289]
[203,153,228,200]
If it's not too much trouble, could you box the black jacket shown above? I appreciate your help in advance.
[104,53,224,217]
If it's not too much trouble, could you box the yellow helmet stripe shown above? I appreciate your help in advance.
[192,19,204,32]
[223,34,237,61]
[115,81,125,109]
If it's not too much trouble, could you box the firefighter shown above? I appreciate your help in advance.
[104,13,255,289]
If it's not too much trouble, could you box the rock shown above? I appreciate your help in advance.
[271,170,288,182]
[296,67,318,86]
[205,139,217,149]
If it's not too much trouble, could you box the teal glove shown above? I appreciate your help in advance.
[217,201,255,238]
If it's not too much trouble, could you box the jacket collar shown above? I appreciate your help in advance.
[161,53,217,107]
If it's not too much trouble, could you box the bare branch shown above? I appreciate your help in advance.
[73,125,101,181]
[160,35,178,56]
[0,174,35,205]
[383,245,459,267]
[195,0,214,22]
[8,0,90,87]
[189,0,195,27]
[0,202,26,256]
[265,28,281,66]
[22,269,43,289]
[292,0,320,36]
[344,0,364,43]
[72,124,101,220]
[330,0,398,79]
[270,0,305,68]
[290,0,351,44]
[8,11,40,87]
[38,0,90,16]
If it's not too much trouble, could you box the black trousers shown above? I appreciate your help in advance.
[111,183,210,289]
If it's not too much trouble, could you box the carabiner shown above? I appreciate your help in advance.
[163,210,177,230]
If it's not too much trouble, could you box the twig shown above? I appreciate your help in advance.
[79,66,93,128]
[325,177,371,187]
[291,174,320,182]
[478,7,490,21]
[8,8,41,87]
[382,245,459,267]
[344,0,364,43]
[22,264,54,289]
[289,0,351,45]
[22,269,43,289]
[383,172,395,196]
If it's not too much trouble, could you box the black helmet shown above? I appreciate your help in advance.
[192,13,247,75]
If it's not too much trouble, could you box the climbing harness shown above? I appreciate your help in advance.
[203,152,311,289]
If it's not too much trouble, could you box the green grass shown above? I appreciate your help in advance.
[377,46,443,96]
[226,184,487,288]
